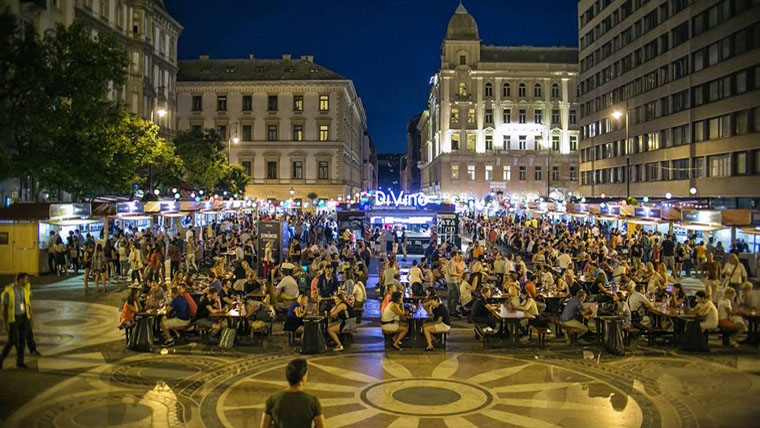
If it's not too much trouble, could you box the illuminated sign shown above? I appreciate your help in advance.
[374,190,428,208]
[159,201,180,212]
[634,207,661,219]
[49,203,91,219]
[599,205,620,216]
[681,209,721,225]
[116,202,144,215]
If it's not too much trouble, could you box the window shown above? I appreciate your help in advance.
[534,109,542,124]
[216,95,227,111]
[459,55,466,65]
[293,125,303,141]
[319,125,329,141]
[519,166,527,181]
[503,83,511,97]
[518,83,526,97]
[519,110,526,123]
[498,165,510,181]
[693,157,705,178]
[191,95,202,111]
[451,109,459,124]
[467,165,475,181]
[292,161,303,179]
[570,135,578,151]
[518,135,527,150]
[293,95,303,111]
[241,161,251,176]
[242,125,252,141]
[646,162,659,181]
[466,134,476,151]
[318,161,329,179]
[552,110,560,125]
[569,110,577,124]
[672,158,689,180]
[266,161,277,179]
[551,83,560,98]
[242,95,252,111]
[485,135,493,151]
[503,109,511,123]
[672,90,689,113]
[709,154,729,177]
[671,21,689,47]
[458,83,467,96]
[551,135,560,151]
[693,120,705,142]
[552,166,560,181]
[569,166,577,181]
[534,166,543,181]
[503,135,511,150]
[451,165,459,180]
[467,109,475,124]
[319,95,329,111]
[485,109,493,124]
[735,152,748,175]
[267,124,277,141]
[451,134,460,151]
[484,83,493,97]
[267,95,278,111]
[485,165,493,180]
[216,125,227,139]
[534,83,542,98]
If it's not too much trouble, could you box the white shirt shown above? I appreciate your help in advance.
[558,253,573,270]
[699,300,719,330]
[408,266,423,284]
[627,291,651,316]
[722,262,746,284]
[717,298,733,320]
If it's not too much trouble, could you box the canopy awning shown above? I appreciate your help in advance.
[674,222,724,232]
[45,218,101,226]
[628,218,665,226]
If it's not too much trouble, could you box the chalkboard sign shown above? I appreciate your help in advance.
[437,213,460,247]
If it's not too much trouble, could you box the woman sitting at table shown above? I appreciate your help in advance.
[717,288,746,347]
[284,295,308,337]
[196,287,223,338]
[380,284,398,315]
[471,287,499,332]
[119,288,141,329]
[693,290,719,333]
[512,288,545,329]
[145,281,165,309]
[381,291,408,351]
[327,293,354,352]
[669,283,687,307]
[590,272,612,303]
[422,297,451,351]
[738,282,759,309]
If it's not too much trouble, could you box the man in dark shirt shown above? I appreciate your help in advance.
[261,359,325,428]
[423,298,451,350]
[560,290,590,336]
[471,287,498,330]
[661,235,676,276]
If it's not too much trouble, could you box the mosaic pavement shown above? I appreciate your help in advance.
[2,297,760,427]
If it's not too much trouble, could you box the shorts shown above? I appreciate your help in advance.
[429,322,451,333]
[381,322,399,333]
[164,317,190,329]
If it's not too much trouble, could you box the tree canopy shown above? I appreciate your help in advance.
[173,129,249,196]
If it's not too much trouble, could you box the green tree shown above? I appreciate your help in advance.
[173,129,249,194]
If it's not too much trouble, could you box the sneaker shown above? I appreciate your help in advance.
[484,327,494,333]
[333,345,344,352]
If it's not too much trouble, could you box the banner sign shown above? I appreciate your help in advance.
[681,209,721,225]
[599,205,620,216]
[116,202,144,215]
[633,207,661,219]
[50,203,91,219]
[257,221,282,276]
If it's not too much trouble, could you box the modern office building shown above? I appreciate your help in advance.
[577,0,760,204]
[175,54,369,201]
[419,4,580,202]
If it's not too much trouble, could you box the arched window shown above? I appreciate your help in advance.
[503,83,511,97]
[551,83,560,98]
[484,82,493,97]
[518,83,526,97]
[458,83,468,97]
[534,83,542,98]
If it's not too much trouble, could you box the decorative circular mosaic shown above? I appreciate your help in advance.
[362,378,491,416]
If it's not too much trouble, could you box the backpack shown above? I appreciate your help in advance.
[219,327,236,349]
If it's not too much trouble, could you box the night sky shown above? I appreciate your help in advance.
[165,0,579,154]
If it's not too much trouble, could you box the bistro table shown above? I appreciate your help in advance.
[404,305,431,348]
[301,315,327,354]
[739,307,760,346]
[495,306,530,346]
[648,303,699,345]
[539,290,569,314]
[129,307,166,352]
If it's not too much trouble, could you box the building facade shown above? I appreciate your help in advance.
[419,4,580,202]
[2,0,182,205]
[577,0,760,203]
[402,113,423,192]
[176,55,369,201]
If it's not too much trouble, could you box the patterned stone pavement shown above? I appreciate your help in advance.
[1,285,760,427]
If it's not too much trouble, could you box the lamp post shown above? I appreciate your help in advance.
[148,107,167,197]
[289,187,295,199]
[611,109,630,198]
[228,122,239,163]
[541,138,552,199]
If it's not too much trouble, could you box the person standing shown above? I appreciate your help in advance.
[260,359,325,428]
[1,273,33,369]
[445,252,463,317]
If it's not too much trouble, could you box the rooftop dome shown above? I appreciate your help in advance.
[445,3,479,41]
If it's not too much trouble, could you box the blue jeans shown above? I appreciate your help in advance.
[447,281,459,315]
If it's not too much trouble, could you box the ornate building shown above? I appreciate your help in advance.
[420,4,580,201]
[176,55,369,201]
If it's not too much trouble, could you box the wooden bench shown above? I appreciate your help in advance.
[548,317,579,344]
[529,326,552,348]
[474,323,498,349]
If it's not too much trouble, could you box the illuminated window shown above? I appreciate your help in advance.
[319,95,329,111]
[451,134,460,151]
[319,125,329,141]
[458,83,467,96]
[293,95,303,111]
[467,134,476,151]
[467,109,475,123]
[293,125,303,141]
[503,165,511,181]
[451,109,459,124]
[451,165,459,179]
[467,165,475,180]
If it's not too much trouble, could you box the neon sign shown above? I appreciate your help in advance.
[374,190,428,208]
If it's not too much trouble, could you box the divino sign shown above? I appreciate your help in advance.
[374,190,429,208]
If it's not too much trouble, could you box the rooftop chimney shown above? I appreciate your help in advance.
[199,55,209,60]
[282,54,291,60]
[249,54,255,60]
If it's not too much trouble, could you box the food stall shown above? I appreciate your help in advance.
[568,203,593,224]
[596,203,624,229]
[111,201,152,234]
[673,209,725,245]
[626,206,669,235]
[146,200,191,238]
[0,203,102,275]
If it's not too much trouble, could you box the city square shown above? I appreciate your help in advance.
[1,1,760,428]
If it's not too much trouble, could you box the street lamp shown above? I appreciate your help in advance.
[540,138,552,199]
[147,106,168,196]
[689,187,697,195]
[289,187,295,198]
[611,109,630,198]
[228,122,239,162]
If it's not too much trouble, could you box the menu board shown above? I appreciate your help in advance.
[257,221,282,276]
[437,213,460,247]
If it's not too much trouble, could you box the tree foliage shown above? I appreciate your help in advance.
[173,129,249,195]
